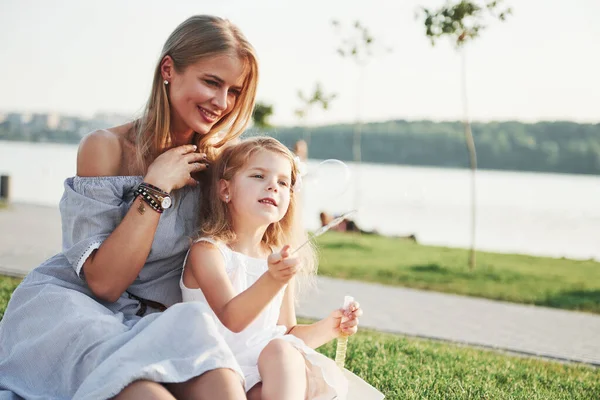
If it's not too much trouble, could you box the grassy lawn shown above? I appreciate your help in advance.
[0,275,20,320]
[1,275,597,399]
[316,327,600,399]
[316,232,600,314]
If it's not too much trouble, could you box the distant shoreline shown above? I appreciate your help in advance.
[1,137,599,177]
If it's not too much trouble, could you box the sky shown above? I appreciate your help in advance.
[0,0,599,126]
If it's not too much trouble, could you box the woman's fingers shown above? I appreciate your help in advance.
[189,162,209,173]
[184,152,207,163]
[179,144,198,154]
[185,177,199,187]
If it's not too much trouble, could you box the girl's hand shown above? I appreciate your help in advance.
[144,144,209,192]
[326,301,362,338]
[267,245,299,284]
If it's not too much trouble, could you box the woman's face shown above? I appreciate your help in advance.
[163,54,246,137]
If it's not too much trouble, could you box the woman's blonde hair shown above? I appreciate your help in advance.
[132,15,259,170]
[199,136,317,298]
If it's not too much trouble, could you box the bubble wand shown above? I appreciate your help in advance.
[291,209,357,255]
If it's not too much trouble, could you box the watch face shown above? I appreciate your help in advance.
[161,197,172,209]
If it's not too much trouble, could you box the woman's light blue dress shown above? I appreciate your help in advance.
[0,176,242,400]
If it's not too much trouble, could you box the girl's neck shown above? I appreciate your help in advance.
[229,222,271,259]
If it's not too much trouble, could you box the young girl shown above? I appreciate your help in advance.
[181,136,362,399]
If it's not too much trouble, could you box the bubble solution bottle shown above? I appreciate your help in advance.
[335,295,354,369]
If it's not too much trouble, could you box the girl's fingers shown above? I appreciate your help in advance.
[270,245,291,265]
[268,252,283,265]
[278,266,298,278]
[343,327,358,336]
[342,318,359,329]
[280,245,291,258]
[346,307,362,318]
[281,257,299,268]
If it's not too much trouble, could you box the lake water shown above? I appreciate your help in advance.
[1,140,598,260]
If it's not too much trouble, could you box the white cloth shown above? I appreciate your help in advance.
[181,237,349,398]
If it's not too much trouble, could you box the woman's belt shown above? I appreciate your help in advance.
[127,291,167,316]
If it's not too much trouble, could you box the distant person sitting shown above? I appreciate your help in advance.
[319,211,378,235]
[319,211,417,241]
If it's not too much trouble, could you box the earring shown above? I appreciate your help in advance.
[163,80,169,85]
[225,195,229,202]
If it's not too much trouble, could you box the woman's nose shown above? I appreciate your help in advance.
[211,88,228,111]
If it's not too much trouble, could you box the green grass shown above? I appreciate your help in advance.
[316,327,600,399]
[1,278,598,399]
[316,232,600,313]
[0,275,20,320]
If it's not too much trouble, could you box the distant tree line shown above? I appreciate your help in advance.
[2,120,599,175]
[0,127,82,143]
[259,120,600,175]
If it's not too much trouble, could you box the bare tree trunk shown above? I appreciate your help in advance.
[353,66,365,212]
[461,49,478,270]
[304,128,312,148]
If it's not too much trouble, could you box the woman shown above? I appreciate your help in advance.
[0,15,257,399]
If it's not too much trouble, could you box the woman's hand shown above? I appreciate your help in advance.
[267,245,299,284]
[325,300,362,338]
[144,144,208,192]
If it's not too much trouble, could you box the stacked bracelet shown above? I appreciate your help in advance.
[134,182,172,215]
[140,182,169,196]
[134,186,164,214]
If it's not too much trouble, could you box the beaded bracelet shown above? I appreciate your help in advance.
[138,182,172,210]
[139,182,169,196]
[134,186,163,214]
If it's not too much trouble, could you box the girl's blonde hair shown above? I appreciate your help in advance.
[132,15,259,170]
[199,136,317,297]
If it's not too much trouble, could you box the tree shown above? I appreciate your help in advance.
[331,20,391,209]
[251,101,274,130]
[295,82,337,146]
[418,0,512,270]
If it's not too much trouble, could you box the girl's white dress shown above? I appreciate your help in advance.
[180,237,349,398]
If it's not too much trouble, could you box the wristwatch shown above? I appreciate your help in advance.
[139,182,172,210]
[153,192,172,209]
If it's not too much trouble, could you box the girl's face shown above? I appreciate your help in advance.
[163,54,246,137]
[225,150,293,227]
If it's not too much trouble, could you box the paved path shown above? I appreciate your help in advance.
[0,203,61,277]
[1,203,599,366]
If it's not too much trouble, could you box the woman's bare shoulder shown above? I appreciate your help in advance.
[77,123,134,177]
